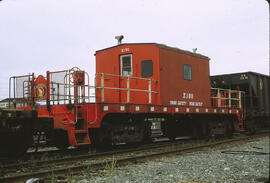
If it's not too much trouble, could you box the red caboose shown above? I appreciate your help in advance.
[95,43,211,108]
[5,42,245,153]
[93,43,243,142]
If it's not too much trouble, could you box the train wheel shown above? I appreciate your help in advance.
[55,143,68,150]
[16,129,33,156]
[208,122,221,139]
[95,123,113,151]
[12,129,32,157]
[142,121,152,143]
[225,121,234,138]
[192,126,199,139]
[53,130,69,150]
[192,120,204,139]
[201,121,209,137]
[167,126,177,141]
[209,128,216,139]
[77,145,91,153]
[161,117,177,141]
[168,135,176,141]
[245,119,256,135]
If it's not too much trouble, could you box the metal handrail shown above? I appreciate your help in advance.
[48,68,98,125]
[210,88,244,109]
[8,74,34,108]
[96,73,158,82]
[96,73,158,104]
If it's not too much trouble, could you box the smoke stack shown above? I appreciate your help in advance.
[115,35,124,45]
[192,48,197,53]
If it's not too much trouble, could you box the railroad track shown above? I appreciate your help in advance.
[1,137,193,174]
[0,135,189,165]
[0,133,268,183]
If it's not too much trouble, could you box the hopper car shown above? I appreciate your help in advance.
[0,42,248,157]
[211,72,270,133]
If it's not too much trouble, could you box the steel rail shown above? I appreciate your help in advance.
[1,138,192,171]
[0,133,267,183]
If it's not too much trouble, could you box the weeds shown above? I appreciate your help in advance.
[67,169,75,183]
[85,165,92,180]
[51,171,56,183]
[110,156,117,172]
[29,157,37,171]
[105,156,117,172]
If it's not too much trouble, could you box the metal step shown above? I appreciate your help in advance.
[75,130,88,134]
[75,132,90,145]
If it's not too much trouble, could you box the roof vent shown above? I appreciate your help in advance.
[115,35,124,45]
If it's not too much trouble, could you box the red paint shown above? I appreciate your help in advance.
[34,75,47,101]
[95,43,210,107]
[15,43,245,147]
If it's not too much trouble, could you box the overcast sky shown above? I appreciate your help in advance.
[0,0,269,100]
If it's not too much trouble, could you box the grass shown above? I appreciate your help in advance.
[67,169,76,183]
[110,156,117,172]
[85,165,92,180]
[50,169,78,183]
[50,171,56,183]
[47,156,118,182]
[29,156,37,171]
[105,156,117,172]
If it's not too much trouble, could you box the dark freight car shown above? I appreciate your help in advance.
[0,108,37,157]
[211,72,270,131]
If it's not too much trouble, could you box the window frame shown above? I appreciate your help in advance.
[120,54,132,76]
[141,60,153,78]
[183,64,192,80]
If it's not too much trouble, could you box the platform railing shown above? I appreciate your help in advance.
[8,74,34,108]
[47,68,96,105]
[211,88,245,109]
[95,73,158,104]
[47,68,98,124]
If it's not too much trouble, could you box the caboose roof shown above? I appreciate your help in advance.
[95,43,210,60]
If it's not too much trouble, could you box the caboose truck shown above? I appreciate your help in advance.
[0,42,245,156]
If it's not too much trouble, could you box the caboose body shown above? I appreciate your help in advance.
[95,43,211,107]
[1,42,246,156]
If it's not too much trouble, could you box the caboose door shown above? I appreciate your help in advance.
[119,54,132,103]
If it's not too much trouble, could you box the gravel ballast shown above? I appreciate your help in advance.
[78,136,269,183]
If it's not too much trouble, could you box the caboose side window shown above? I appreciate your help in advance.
[183,64,192,80]
[120,54,132,76]
[141,60,153,77]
